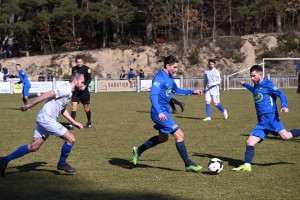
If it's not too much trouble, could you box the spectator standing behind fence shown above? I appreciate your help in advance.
[139,69,145,79]
[13,40,22,58]
[296,62,300,94]
[128,68,136,87]
[3,67,10,82]
[119,70,125,80]
[47,73,54,81]
[38,73,45,82]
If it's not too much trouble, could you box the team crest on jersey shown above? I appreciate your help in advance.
[253,93,263,102]
[166,88,172,96]
[153,82,160,87]
[273,86,278,90]
[88,69,91,73]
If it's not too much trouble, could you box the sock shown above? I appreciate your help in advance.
[169,98,176,110]
[3,144,29,165]
[86,110,91,122]
[244,146,254,165]
[172,98,181,106]
[175,141,189,164]
[290,129,300,138]
[216,104,225,113]
[58,142,73,166]
[138,136,160,155]
[206,104,211,117]
[28,94,38,99]
[22,98,27,105]
[71,111,76,120]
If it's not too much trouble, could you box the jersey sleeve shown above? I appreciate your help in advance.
[242,82,254,92]
[267,82,288,108]
[85,66,92,86]
[172,80,194,95]
[149,76,163,114]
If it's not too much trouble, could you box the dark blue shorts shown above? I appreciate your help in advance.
[250,113,285,140]
[22,86,30,96]
[151,112,179,134]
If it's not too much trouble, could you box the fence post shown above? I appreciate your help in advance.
[180,75,183,88]
[227,76,229,91]
[10,80,13,94]
[223,75,226,91]
[137,76,140,92]
[94,76,98,93]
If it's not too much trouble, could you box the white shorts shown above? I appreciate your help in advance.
[205,92,220,103]
[33,114,67,139]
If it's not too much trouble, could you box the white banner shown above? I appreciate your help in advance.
[29,82,53,93]
[0,82,11,93]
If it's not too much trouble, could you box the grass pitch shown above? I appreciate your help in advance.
[0,90,300,200]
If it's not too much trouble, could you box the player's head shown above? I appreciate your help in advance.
[208,59,216,69]
[75,56,84,67]
[70,72,85,90]
[164,56,178,75]
[250,65,263,84]
[15,64,21,71]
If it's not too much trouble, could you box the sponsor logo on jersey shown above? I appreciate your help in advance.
[153,82,160,87]
[166,88,172,96]
[253,93,263,102]
[273,86,278,90]
[88,69,91,73]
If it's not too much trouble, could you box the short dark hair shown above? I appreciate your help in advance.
[250,65,262,73]
[75,55,83,62]
[163,56,178,68]
[208,59,216,64]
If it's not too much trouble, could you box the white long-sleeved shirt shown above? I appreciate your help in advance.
[204,68,221,95]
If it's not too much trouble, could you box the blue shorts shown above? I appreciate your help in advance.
[23,86,30,96]
[151,112,179,134]
[250,113,285,140]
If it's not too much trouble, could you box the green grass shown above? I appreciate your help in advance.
[0,90,300,199]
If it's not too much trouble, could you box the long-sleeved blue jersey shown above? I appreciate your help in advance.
[17,69,31,87]
[242,78,288,116]
[150,70,194,115]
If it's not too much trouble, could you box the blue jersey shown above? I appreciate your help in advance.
[18,69,31,87]
[150,70,194,115]
[242,78,288,116]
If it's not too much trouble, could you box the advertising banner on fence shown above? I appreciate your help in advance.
[13,82,53,93]
[0,82,11,93]
[97,80,130,92]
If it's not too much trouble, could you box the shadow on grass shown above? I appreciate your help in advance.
[175,116,200,120]
[136,110,150,113]
[6,162,73,176]
[3,107,21,110]
[192,153,294,168]
[108,158,181,172]
[240,134,300,142]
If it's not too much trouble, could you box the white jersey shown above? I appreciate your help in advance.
[37,83,72,119]
[204,68,221,95]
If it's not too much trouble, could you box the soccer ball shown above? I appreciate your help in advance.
[207,158,223,174]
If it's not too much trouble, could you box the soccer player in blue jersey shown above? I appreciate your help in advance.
[132,55,204,172]
[0,73,85,177]
[203,59,228,121]
[233,65,300,172]
[15,64,40,105]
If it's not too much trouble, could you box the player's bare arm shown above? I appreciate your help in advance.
[62,109,83,129]
[21,91,56,111]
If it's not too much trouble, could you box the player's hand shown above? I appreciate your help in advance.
[158,113,167,121]
[281,107,289,113]
[194,90,203,96]
[241,81,245,85]
[21,105,30,111]
[73,122,83,130]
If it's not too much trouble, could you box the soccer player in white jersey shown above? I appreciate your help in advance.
[0,73,85,177]
[203,59,228,121]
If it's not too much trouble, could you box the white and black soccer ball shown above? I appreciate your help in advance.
[207,158,223,174]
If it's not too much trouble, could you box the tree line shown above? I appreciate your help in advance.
[0,0,299,56]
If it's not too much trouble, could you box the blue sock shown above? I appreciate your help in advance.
[28,94,38,99]
[206,104,211,117]
[139,136,160,155]
[176,141,189,164]
[245,146,254,164]
[58,142,73,166]
[216,104,225,113]
[290,129,300,138]
[3,144,29,165]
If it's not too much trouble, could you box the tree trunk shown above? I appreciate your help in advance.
[145,0,153,45]
[276,12,282,33]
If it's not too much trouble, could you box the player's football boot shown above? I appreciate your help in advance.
[57,163,76,173]
[0,157,7,177]
[68,123,74,130]
[223,110,228,119]
[232,165,251,172]
[85,121,92,129]
[203,117,211,121]
[186,161,203,172]
[171,110,178,114]
[132,146,140,165]
[180,102,185,112]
